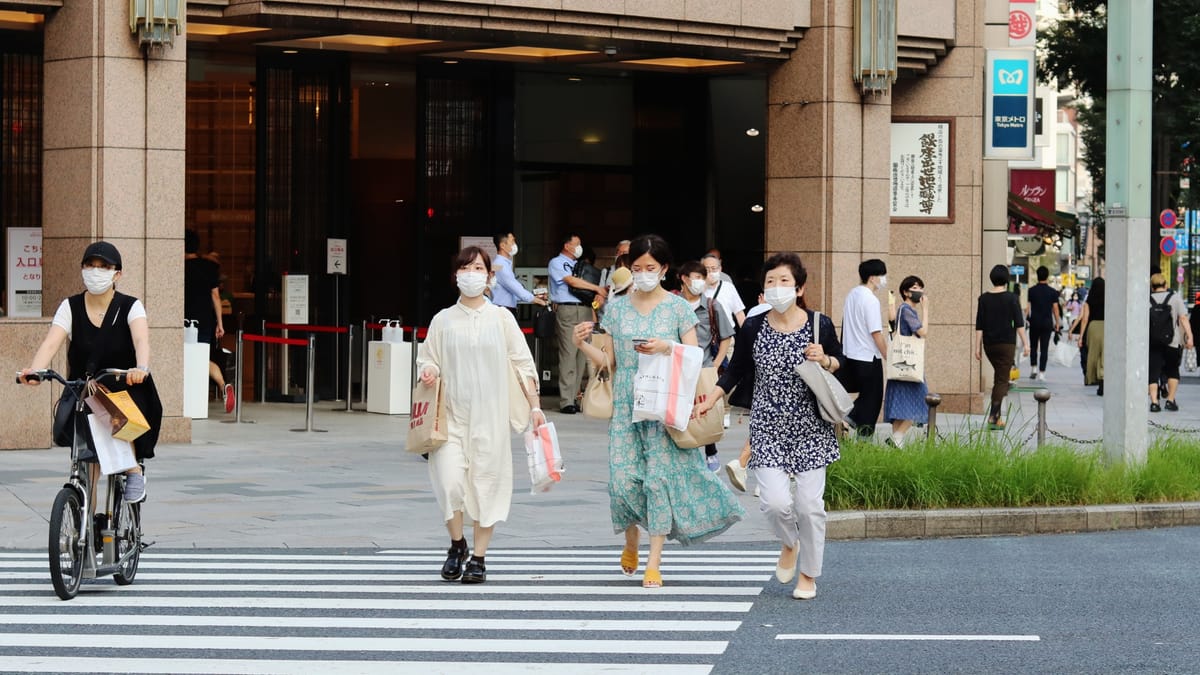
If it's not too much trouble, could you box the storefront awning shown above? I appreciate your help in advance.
[1008,191,1079,240]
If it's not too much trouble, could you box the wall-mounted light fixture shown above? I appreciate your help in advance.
[852,0,897,95]
[130,0,184,49]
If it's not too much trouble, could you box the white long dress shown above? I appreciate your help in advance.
[416,300,538,527]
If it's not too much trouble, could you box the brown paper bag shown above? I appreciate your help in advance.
[668,367,724,449]
[407,378,448,454]
[84,384,150,443]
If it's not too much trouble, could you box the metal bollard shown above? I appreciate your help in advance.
[258,318,267,404]
[292,336,326,433]
[342,324,354,412]
[360,319,369,408]
[925,392,942,441]
[1034,389,1052,447]
[235,330,244,423]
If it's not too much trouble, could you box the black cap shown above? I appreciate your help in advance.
[81,241,122,270]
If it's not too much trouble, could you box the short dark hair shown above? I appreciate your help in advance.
[678,261,704,279]
[185,230,199,254]
[859,258,886,283]
[628,234,672,270]
[899,275,924,298]
[493,232,513,250]
[613,254,630,270]
[761,252,808,290]
[989,264,1010,287]
[1036,266,1049,281]
[562,233,580,248]
[452,246,492,275]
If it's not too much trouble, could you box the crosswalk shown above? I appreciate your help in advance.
[0,548,777,674]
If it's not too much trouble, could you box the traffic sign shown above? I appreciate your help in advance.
[1160,209,1177,228]
[1160,237,1177,256]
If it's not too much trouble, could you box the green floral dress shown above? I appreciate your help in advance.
[600,293,745,545]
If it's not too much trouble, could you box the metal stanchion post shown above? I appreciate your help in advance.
[360,319,369,408]
[925,393,942,441]
[259,318,267,404]
[409,327,419,399]
[1034,389,1051,448]
[293,335,326,433]
[343,324,353,412]
[225,330,253,425]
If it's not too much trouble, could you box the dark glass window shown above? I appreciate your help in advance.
[0,39,42,317]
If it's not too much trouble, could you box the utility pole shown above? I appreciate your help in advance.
[1103,0,1153,464]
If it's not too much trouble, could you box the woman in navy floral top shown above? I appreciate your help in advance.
[695,252,842,600]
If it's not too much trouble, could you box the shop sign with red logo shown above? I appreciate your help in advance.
[1009,1,1036,47]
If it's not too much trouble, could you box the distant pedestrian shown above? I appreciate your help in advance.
[974,264,1030,429]
[883,276,929,447]
[1148,274,1193,412]
[548,234,608,414]
[701,252,746,328]
[491,232,548,312]
[573,234,743,589]
[1026,266,1061,381]
[1070,278,1106,395]
[184,230,233,413]
[697,251,843,600]
[417,246,544,585]
[840,258,888,437]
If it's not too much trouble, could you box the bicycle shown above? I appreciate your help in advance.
[16,368,149,600]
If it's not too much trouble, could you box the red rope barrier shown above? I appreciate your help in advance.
[365,324,531,337]
[263,322,348,334]
[243,333,308,347]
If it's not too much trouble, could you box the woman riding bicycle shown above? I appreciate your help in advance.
[18,241,163,503]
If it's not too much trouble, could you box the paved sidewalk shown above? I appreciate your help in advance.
[2,356,1199,550]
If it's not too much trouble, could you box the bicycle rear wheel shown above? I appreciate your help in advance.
[48,488,84,600]
[112,486,141,585]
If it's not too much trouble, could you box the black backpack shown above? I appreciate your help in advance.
[570,261,602,305]
[1149,290,1175,347]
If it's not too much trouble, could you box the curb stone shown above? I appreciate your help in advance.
[827,502,1200,540]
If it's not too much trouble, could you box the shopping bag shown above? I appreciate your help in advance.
[525,422,564,494]
[885,334,925,383]
[1009,365,1021,382]
[84,383,151,443]
[668,367,725,448]
[581,333,615,419]
[794,311,854,424]
[632,343,704,431]
[86,415,138,476]
[406,377,448,454]
[1187,347,1198,373]
[1050,340,1079,368]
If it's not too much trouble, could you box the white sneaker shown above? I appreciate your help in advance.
[725,459,748,492]
[1036,372,1046,381]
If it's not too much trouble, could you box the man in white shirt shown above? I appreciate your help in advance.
[701,253,746,328]
[840,259,889,437]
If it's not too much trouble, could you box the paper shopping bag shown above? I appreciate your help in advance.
[632,343,704,431]
[886,334,925,383]
[406,378,448,454]
[86,415,138,476]
[668,367,725,448]
[524,422,564,494]
[84,383,150,443]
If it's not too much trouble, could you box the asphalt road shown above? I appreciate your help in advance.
[0,528,1196,674]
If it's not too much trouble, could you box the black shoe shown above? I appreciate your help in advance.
[1165,400,1179,411]
[559,404,579,414]
[1150,403,1162,413]
[1097,381,1104,396]
[461,557,486,584]
[440,543,469,581]
[1160,384,1168,401]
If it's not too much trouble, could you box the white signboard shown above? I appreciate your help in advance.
[890,120,953,222]
[283,274,309,325]
[1008,1,1036,47]
[327,238,347,275]
[6,227,42,317]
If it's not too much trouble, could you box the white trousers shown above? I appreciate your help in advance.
[755,466,827,578]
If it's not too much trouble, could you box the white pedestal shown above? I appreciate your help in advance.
[183,342,209,419]
[366,340,413,415]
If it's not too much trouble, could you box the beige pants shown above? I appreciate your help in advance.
[555,303,591,409]
[755,466,827,579]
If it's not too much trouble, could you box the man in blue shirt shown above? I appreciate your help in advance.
[548,234,607,413]
[491,232,548,312]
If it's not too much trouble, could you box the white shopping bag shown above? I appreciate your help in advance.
[524,422,564,494]
[87,414,138,476]
[1050,340,1079,368]
[632,343,704,431]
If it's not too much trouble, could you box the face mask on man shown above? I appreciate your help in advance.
[876,275,888,290]
[457,271,488,298]
[706,271,720,284]
[764,285,797,313]
[509,242,518,256]
[688,279,706,296]
[82,268,117,295]
[572,245,583,258]
[632,271,661,293]
[908,290,924,303]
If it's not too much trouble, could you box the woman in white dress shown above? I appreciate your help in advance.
[416,246,544,584]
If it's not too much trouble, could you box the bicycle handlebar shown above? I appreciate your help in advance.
[15,368,130,387]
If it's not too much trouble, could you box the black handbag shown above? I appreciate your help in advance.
[52,389,79,447]
[569,261,601,305]
[534,308,557,339]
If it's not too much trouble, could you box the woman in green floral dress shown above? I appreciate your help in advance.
[574,234,744,588]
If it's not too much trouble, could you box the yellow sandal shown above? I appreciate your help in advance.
[642,569,662,588]
[620,548,639,577]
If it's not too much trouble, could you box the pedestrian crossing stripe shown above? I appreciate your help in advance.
[0,657,714,674]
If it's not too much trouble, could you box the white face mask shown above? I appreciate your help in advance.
[486,276,497,291]
[688,279,707,296]
[572,245,583,258]
[457,271,488,298]
[632,271,661,293]
[509,242,518,256]
[764,285,797,314]
[82,268,117,295]
[876,275,888,290]
[706,271,720,284]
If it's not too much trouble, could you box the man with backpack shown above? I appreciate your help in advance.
[1148,273,1194,412]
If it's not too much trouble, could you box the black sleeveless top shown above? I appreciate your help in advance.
[66,291,162,459]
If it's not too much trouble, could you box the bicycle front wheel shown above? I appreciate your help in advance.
[48,488,84,600]
[112,489,141,585]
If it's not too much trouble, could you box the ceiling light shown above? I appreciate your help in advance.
[282,49,299,54]
[745,128,760,137]
[581,134,602,144]
[443,60,459,64]
[622,57,743,68]
[750,204,764,213]
[568,76,583,82]
[188,23,269,36]
[467,46,597,58]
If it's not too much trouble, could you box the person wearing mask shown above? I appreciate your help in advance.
[975,264,1030,428]
[883,276,930,447]
[548,234,608,414]
[184,230,233,413]
[416,247,544,585]
[1069,278,1106,395]
[1148,274,1193,412]
[601,240,632,290]
[491,232,548,313]
[1025,266,1061,381]
[572,235,743,589]
[840,259,889,437]
[18,241,163,504]
[696,252,842,601]
[701,253,746,328]
[679,261,735,472]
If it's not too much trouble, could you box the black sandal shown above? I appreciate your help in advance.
[440,541,469,581]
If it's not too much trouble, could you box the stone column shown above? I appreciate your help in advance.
[42,3,188,442]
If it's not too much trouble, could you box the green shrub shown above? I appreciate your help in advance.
[826,434,1200,510]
